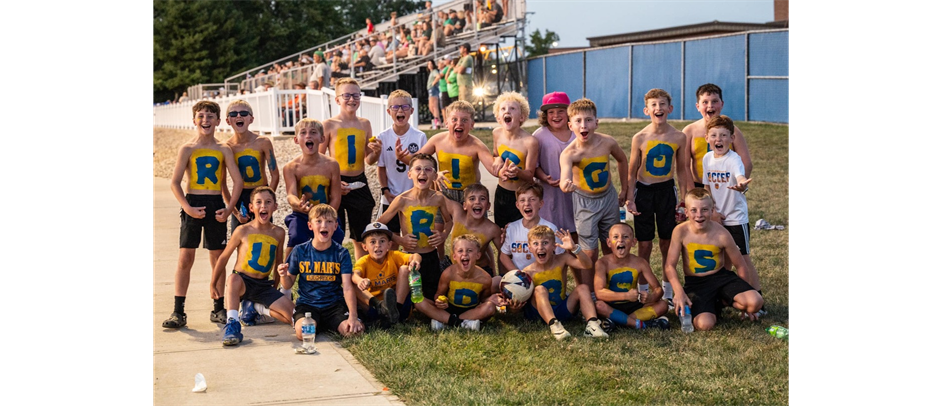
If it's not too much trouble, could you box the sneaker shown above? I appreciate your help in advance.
[210,309,227,324]
[460,319,481,331]
[647,316,670,330]
[222,318,243,346]
[162,312,187,329]
[756,308,768,317]
[666,300,675,313]
[599,317,616,334]
[382,288,399,325]
[240,300,259,326]
[584,319,610,338]
[549,320,571,341]
[431,319,445,331]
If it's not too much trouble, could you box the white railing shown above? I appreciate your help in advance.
[154,89,419,136]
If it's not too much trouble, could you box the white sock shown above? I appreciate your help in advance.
[639,284,649,294]
[227,310,239,320]
[280,288,291,297]
[255,302,272,316]
[663,281,673,299]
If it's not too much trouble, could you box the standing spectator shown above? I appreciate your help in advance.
[426,60,442,129]
[366,18,374,34]
[456,43,474,102]
[438,56,454,111]
[309,51,330,90]
[178,92,189,103]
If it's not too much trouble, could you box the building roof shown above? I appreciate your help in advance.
[587,20,788,47]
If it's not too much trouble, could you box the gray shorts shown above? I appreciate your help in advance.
[440,187,464,203]
[573,186,620,252]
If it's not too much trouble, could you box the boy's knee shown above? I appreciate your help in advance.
[594,300,610,315]
[574,284,590,297]
[693,314,715,331]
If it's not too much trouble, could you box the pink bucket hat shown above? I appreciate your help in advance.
[540,92,570,111]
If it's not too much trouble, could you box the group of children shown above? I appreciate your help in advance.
[162,77,766,346]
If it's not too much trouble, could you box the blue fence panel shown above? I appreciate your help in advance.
[631,42,682,119]
[683,36,747,121]
[749,31,788,77]
[748,78,788,123]
[527,59,545,119]
[585,47,630,118]
[545,53,584,107]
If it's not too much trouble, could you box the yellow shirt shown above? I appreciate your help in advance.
[353,250,412,297]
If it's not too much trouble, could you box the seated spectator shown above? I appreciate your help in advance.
[477,0,503,28]
[368,38,386,67]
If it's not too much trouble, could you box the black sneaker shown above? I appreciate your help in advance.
[382,288,399,325]
[210,309,227,324]
[647,316,670,330]
[162,312,187,329]
[599,317,616,334]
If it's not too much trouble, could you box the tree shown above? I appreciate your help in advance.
[524,28,559,58]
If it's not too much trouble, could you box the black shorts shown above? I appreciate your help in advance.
[684,269,755,317]
[293,301,350,334]
[417,251,441,300]
[446,304,471,316]
[723,224,750,256]
[237,272,284,307]
[693,182,704,189]
[229,187,256,234]
[180,194,228,250]
[608,300,644,316]
[494,185,522,229]
[339,173,376,242]
[382,204,401,234]
[633,179,677,241]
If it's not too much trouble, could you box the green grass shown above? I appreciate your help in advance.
[341,121,788,405]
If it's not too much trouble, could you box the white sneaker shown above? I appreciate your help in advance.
[584,319,610,338]
[254,303,275,324]
[460,319,481,331]
[431,319,445,331]
[549,320,571,341]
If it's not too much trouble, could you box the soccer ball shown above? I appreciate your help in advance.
[500,270,534,303]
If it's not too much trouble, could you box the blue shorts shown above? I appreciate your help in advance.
[284,211,345,248]
[523,299,573,323]
[428,86,441,97]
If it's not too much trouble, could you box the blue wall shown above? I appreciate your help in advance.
[585,47,630,119]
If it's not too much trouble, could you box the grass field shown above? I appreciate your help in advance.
[336,120,789,405]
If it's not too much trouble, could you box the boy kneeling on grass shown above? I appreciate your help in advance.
[351,222,422,328]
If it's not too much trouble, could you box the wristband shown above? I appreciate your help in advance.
[381,187,390,193]
[570,245,582,255]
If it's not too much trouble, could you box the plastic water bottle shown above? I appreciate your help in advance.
[409,266,423,303]
[681,306,694,333]
[619,205,627,221]
[301,312,317,353]
[766,325,788,340]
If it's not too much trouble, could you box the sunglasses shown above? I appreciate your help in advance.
[389,104,412,111]
[227,111,252,117]
[341,93,362,100]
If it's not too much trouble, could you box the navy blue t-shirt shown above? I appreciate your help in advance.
[288,241,352,308]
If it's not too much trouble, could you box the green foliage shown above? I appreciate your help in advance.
[525,28,560,58]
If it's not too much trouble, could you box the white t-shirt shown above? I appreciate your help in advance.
[376,125,428,205]
[312,62,330,86]
[701,150,749,226]
[500,218,565,271]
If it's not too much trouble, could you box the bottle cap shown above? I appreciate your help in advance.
[305,312,312,318]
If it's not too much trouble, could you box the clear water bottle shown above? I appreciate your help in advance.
[681,305,694,333]
[301,312,317,353]
[766,325,788,340]
[619,205,627,222]
[409,266,423,303]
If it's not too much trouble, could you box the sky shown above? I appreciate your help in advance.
[435,0,775,48]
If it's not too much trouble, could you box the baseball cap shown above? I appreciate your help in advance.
[314,51,325,59]
[540,92,571,111]
[361,222,393,240]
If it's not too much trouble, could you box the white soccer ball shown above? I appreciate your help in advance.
[500,270,534,303]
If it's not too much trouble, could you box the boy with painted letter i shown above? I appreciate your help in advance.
[559,98,630,287]
[663,189,764,331]
[624,89,690,306]
[593,223,670,331]
[490,91,539,228]
[277,204,365,339]
[412,235,495,331]
[221,100,280,235]
[444,183,502,277]
[377,153,453,300]
[351,222,422,328]
[521,225,609,340]
[164,100,244,329]
[210,187,294,346]
[682,83,752,188]
[376,89,428,234]
[320,78,380,260]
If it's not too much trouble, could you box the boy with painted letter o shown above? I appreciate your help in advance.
[221,100,280,234]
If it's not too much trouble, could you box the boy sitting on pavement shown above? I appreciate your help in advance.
[490,91,539,228]
[412,235,496,331]
[351,222,422,327]
[221,100,279,234]
[520,225,609,340]
[663,189,764,331]
[593,223,670,331]
[209,187,295,346]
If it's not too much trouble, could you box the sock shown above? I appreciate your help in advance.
[227,310,239,320]
[254,303,271,316]
[635,319,645,329]
[638,284,649,294]
[448,313,461,327]
[609,309,629,326]
[369,296,382,309]
[213,298,224,312]
[174,296,186,314]
[662,281,673,299]
[587,317,598,323]
[280,288,291,298]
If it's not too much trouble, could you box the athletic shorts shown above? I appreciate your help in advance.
[573,186,620,252]
[494,185,522,229]
[237,272,284,307]
[523,299,573,323]
[293,301,351,334]
[633,179,677,241]
[229,187,256,233]
[339,173,375,242]
[693,182,704,189]
[417,250,442,300]
[723,223,750,256]
[684,268,755,317]
[440,187,464,204]
[608,300,644,316]
[446,304,471,316]
[428,86,441,97]
[284,211,345,248]
[382,204,401,234]
[180,194,228,250]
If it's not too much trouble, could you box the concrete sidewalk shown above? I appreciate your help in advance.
[153,177,402,406]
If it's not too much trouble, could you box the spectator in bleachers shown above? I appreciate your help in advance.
[368,37,386,68]
[390,11,398,27]
[386,27,411,63]
[353,41,374,73]
[310,51,330,90]
[443,10,458,36]
[282,83,307,126]
[178,92,189,103]
[477,0,503,28]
